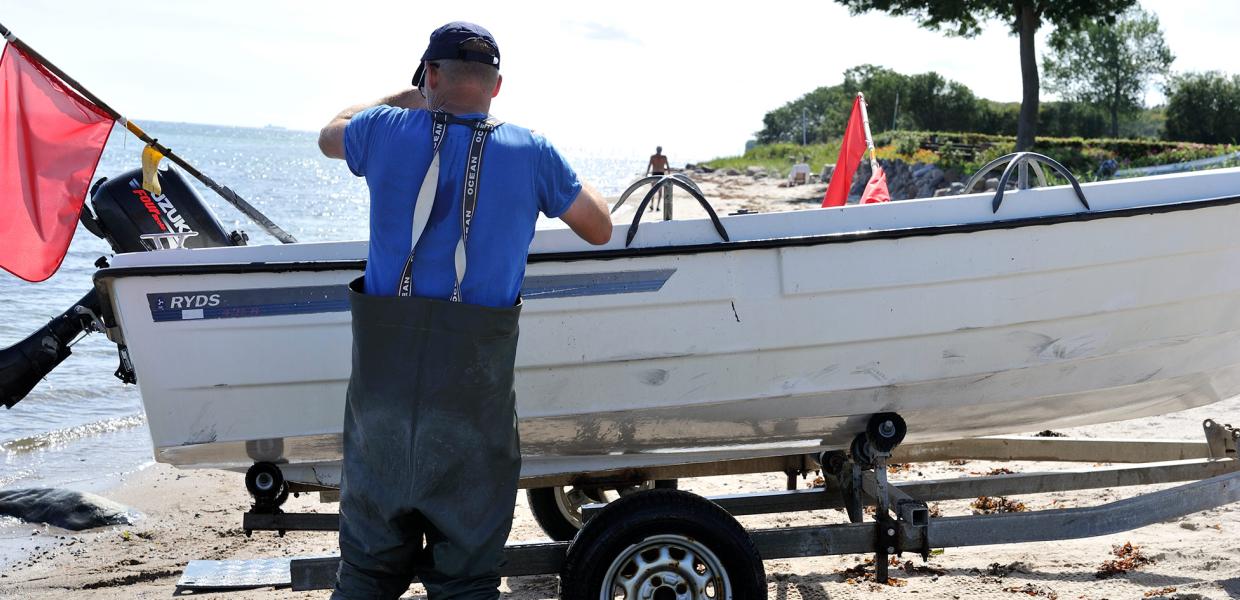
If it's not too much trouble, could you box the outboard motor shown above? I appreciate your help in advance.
[81,166,244,252]
[1,166,246,408]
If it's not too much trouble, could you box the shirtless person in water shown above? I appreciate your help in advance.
[646,146,670,212]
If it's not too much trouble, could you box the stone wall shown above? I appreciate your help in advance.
[844,159,961,201]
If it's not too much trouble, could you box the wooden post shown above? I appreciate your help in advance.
[662,180,674,221]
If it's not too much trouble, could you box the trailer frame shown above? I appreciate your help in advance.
[200,419,1237,595]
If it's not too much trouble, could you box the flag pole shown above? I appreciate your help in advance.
[0,22,297,244]
[857,92,877,169]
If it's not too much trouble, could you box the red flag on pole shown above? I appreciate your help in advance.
[822,94,868,208]
[0,42,114,282]
[861,164,890,204]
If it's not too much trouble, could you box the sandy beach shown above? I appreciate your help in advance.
[612,168,833,220]
[2,173,1238,599]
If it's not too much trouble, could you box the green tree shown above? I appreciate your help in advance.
[842,65,913,132]
[834,0,1137,151]
[904,72,978,132]
[1164,72,1240,144]
[1042,7,1173,138]
[757,85,850,144]
[755,65,988,143]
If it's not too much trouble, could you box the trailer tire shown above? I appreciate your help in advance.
[527,480,678,542]
[866,412,907,453]
[560,489,765,599]
[244,462,288,508]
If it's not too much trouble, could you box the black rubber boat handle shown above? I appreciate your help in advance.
[623,176,730,247]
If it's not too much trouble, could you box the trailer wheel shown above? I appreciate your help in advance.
[527,480,677,542]
[866,412,906,453]
[560,489,765,599]
[245,462,288,508]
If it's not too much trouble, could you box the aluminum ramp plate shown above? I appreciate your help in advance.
[176,555,331,592]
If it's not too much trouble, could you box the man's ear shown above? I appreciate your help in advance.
[425,63,439,90]
[491,74,503,98]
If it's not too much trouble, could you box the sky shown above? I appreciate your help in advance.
[2,0,1238,162]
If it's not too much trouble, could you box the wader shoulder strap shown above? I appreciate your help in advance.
[398,112,504,301]
[397,116,449,297]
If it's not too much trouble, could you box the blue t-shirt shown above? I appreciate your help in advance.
[345,106,580,306]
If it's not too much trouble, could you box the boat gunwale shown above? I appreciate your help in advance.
[92,192,1240,284]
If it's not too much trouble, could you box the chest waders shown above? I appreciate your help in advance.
[333,113,521,600]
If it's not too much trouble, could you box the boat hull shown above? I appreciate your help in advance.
[95,169,1240,485]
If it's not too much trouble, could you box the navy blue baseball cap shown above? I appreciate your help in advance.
[411,22,501,86]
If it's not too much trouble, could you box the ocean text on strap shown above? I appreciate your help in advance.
[397,112,502,302]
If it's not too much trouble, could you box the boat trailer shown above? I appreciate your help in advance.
[179,416,1239,596]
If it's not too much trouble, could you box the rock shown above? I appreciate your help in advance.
[828,158,961,201]
[1096,158,1118,179]
[915,166,946,199]
[950,182,965,194]
[985,177,1000,192]
[745,166,766,177]
[0,488,137,531]
[697,164,715,173]
[753,172,768,179]
[724,168,740,176]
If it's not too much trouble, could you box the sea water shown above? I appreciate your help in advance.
[0,121,650,562]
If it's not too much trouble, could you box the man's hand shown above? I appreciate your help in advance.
[318,89,428,159]
[559,183,612,245]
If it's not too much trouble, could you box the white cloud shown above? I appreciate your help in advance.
[564,20,642,45]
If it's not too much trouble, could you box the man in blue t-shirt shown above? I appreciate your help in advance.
[318,21,610,600]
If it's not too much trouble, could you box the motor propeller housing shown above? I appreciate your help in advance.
[0,291,99,409]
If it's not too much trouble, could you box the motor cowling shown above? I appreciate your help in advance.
[80,166,244,253]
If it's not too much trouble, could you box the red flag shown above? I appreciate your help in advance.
[861,164,890,204]
[1,43,114,282]
[822,94,867,208]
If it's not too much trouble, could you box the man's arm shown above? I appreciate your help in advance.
[559,183,612,245]
[318,88,428,159]
[645,156,653,176]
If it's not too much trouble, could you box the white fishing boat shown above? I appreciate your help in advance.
[7,159,1240,498]
[4,25,1238,593]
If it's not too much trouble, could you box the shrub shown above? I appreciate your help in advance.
[1165,71,1240,144]
[706,131,1236,181]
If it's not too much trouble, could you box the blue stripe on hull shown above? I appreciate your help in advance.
[146,269,675,322]
[521,269,676,299]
